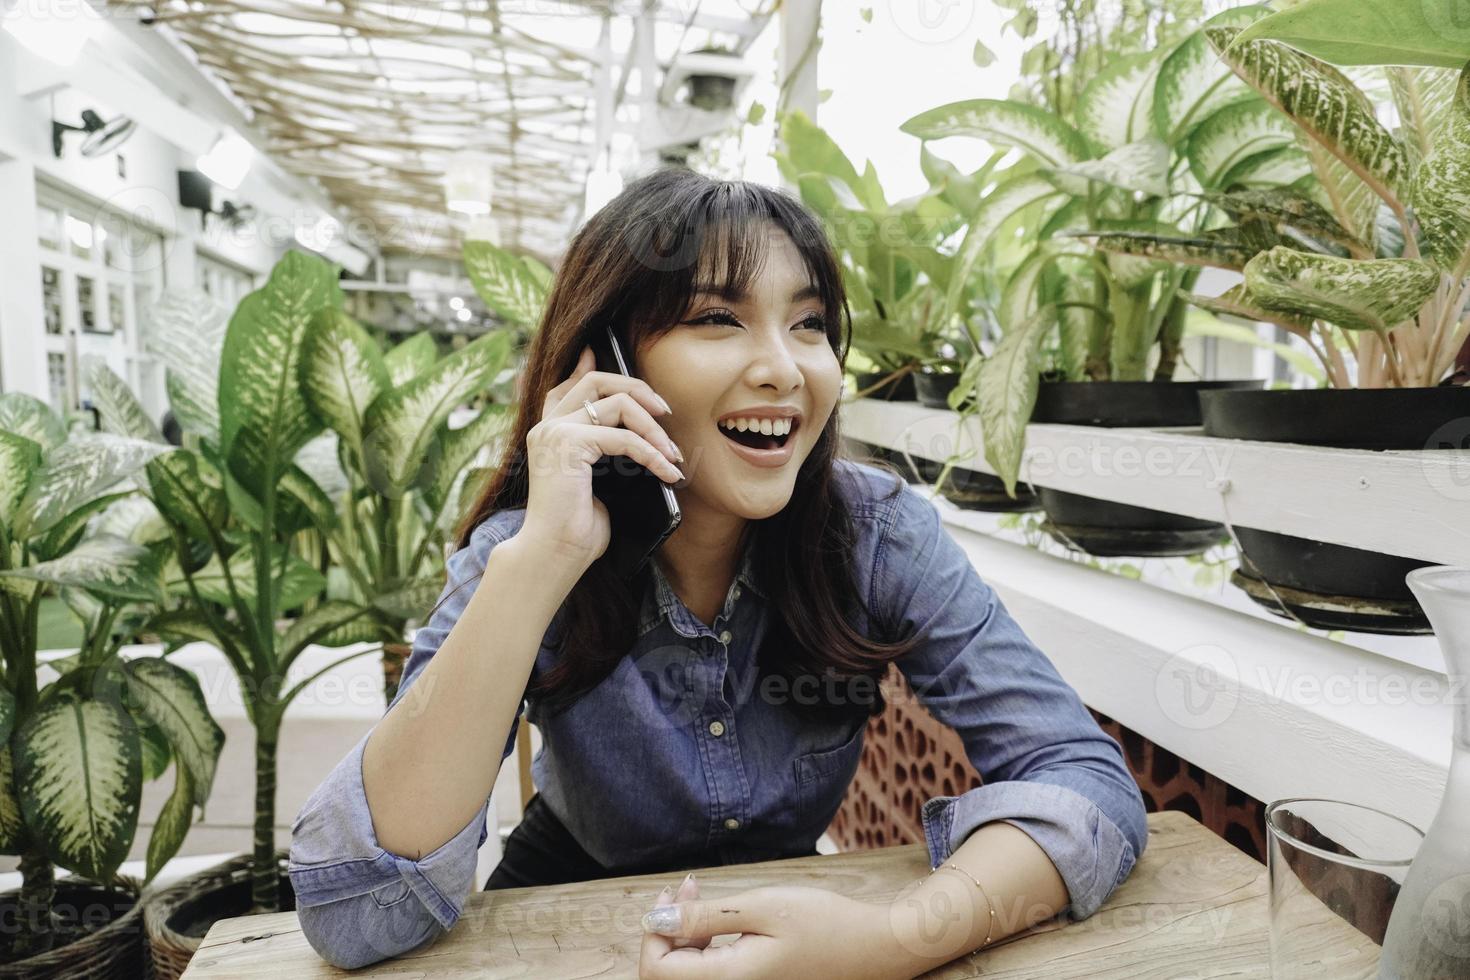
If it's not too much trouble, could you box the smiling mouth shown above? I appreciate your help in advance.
[718,421,796,451]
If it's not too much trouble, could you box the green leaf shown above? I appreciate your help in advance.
[1243,247,1440,331]
[0,533,165,603]
[900,99,1091,168]
[0,393,65,452]
[462,241,549,328]
[13,433,166,541]
[1073,228,1265,271]
[424,404,511,514]
[279,601,376,662]
[1187,99,1298,189]
[0,430,42,532]
[120,657,224,804]
[85,361,163,444]
[1077,51,1165,151]
[383,333,437,388]
[168,546,325,611]
[139,725,171,782]
[1411,63,1470,279]
[1231,0,1470,71]
[1153,6,1271,146]
[372,578,444,621]
[362,331,513,497]
[1208,27,1411,233]
[775,109,872,209]
[15,694,141,881]
[0,748,24,851]
[1197,189,1365,251]
[1218,147,1315,189]
[1389,67,1461,164]
[300,309,390,467]
[146,449,228,542]
[144,290,230,446]
[979,305,1057,497]
[943,174,1069,330]
[0,689,13,746]
[218,249,341,502]
[278,464,338,534]
[1181,283,1316,334]
[1055,139,1169,197]
[146,763,194,883]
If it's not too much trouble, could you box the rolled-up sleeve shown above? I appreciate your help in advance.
[288,518,526,968]
[873,478,1148,922]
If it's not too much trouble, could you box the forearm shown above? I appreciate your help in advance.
[362,535,583,857]
[870,821,1069,978]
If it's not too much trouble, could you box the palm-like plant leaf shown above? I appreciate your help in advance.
[120,657,224,804]
[901,99,1090,168]
[218,250,340,499]
[15,694,141,881]
[86,361,163,443]
[424,403,511,515]
[144,289,230,445]
[0,393,65,452]
[462,241,549,329]
[12,434,167,541]
[146,449,228,542]
[300,309,390,466]
[384,333,437,388]
[0,534,165,604]
[978,305,1057,497]
[1243,247,1440,331]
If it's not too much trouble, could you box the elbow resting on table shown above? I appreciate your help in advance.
[294,886,446,970]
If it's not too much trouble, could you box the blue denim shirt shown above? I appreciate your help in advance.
[288,459,1148,969]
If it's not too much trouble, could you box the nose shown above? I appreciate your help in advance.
[745,327,804,393]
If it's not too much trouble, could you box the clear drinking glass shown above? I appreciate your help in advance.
[1266,798,1425,979]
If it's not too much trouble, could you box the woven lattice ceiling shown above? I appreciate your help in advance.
[106,0,773,265]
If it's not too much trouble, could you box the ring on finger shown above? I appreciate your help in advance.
[583,399,601,426]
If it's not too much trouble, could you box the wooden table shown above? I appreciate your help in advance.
[181,810,1271,978]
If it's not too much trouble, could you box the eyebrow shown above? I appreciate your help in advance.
[691,281,821,304]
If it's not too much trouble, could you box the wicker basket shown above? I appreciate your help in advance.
[0,875,144,979]
[144,851,292,980]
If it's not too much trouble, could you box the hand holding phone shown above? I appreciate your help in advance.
[518,341,683,575]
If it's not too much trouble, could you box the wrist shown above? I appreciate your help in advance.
[493,533,589,597]
[866,874,992,978]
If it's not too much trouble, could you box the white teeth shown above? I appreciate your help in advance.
[719,417,794,436]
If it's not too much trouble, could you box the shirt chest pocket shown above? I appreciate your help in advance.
[792,721,866,816]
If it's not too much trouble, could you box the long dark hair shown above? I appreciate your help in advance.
[453,167,922,722]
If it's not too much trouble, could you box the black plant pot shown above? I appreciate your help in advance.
[1201,386,1470,634]
[942,468,1041,513]
[914,370,963,409]
[1030,380,1264,557]
[854,369,917,401]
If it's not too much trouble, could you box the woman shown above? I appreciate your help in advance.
[288,168,1148,977]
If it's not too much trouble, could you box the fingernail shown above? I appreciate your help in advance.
[642,905,682,934]
[670,442,684,463]
[657,394,673,415]
[681,872,694,888]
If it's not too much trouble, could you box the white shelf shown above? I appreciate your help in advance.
[841,398,1470,567]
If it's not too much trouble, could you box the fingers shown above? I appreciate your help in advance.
[545,346,672,427]
[670,874,710,950]
[643,893,769,942]
[571,424,685,485]
[542,345,595,421]
[577,391,681,465]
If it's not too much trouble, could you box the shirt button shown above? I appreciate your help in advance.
[724,817,740,831]
[718,629,732,644]
[708,720,725,737]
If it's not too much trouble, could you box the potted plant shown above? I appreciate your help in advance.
[0,392,225,978]
[1089,17,1470,631]
[903,6,1270,554]
[126,251,512,975]
[685,44,742,112]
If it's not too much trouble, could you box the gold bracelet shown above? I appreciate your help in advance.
[930,861,997,949]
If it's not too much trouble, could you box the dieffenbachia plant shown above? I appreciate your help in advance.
[0,394,224,957]
[772,109,976,390]
[1084,23,1470,391]
[901,5,1289,494]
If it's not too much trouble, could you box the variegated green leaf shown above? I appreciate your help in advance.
[0,747,23,851]
[167,545,325,611]
[462,241,549,329]
[279,464,338,534]
[15,694,141,881]
[363,331,513,497]
[144,609,233,650]
[383,333,437,388]
[424,404,511,514]
[13,433,166,541]
[943,174,1070,330]
[979,305,1056,497]
[1412,63,1470,279]
[1056,139,1170,198]
[146,762,194,882]
[139,724,171,782]
[85,361,163,443]
[280,601,376,662]
[1243,247,1440,331]
[0,430,42,531]
[372,578,444,621]
[93,495,167,546]
[146,449,227,542]
[775,108,876,211]
[1187,100,1298,189]
[219,250,340,501]
[1197,189,1363,251]
[1208,27,1410,235]
[900,99,1090,168]
[0,689,12,746]
[1073,228,1264,271]
[1389,67,1460,165]
[1219,147,1315,189]
[300,309,390,464]
[1231,0,1470,71]
[294,433,348,502]
[1154,6,1270,145]
[144,289,229,445]
[1181,284,1315,335]
[1077,51,1165,151]
[0,392,65,452]
[35,491,129,563]
[1,533,165,603]
[121,657,224,804]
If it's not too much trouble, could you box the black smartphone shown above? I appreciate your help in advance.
[589,324,682,578]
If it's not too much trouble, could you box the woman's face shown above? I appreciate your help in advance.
[636,223,843,521]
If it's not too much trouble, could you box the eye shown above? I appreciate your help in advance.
[688,309,742,328]
[799,314,829,332]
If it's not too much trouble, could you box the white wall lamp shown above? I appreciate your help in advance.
[197,129,255,192]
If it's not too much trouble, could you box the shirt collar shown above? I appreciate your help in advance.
[637,530,766,636]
